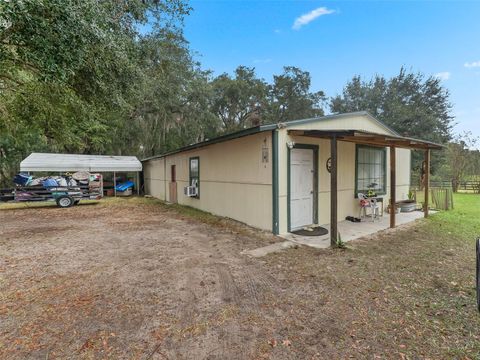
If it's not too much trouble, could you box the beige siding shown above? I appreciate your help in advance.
[143,157,166,200]
[143,132,273,231]
[144,113,412,236]
[289,113,394,135]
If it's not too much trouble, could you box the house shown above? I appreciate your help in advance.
[142,111,441,245]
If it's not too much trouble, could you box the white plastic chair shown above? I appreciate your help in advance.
[358,193,379,221]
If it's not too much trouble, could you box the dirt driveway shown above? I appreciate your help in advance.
[0,198,289,359]
[1,197,479,359]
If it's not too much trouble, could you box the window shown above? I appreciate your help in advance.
[189,157,200,197]
[171,165,176,182]
[356,145,386,195]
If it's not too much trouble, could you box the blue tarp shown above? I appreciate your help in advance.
[115,181,134,192]
[13,173,32,186]
[42,178,58,187]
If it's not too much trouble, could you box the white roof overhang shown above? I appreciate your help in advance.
[20,153,142,172]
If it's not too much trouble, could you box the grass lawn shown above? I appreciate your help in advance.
[261,193,480,358]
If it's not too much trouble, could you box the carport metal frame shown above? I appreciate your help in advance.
[288,129,444,247]
[20,153,142,197]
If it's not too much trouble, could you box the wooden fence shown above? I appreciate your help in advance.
[413,187,454,211]
[430,180,480,193]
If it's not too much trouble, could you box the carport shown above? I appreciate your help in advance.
[20,153,143,196]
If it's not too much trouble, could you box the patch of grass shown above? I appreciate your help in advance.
[0,201,58,210]
[262,193,480,358]
[427,193,480,241]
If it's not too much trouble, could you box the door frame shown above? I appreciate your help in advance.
[287,143,319,232]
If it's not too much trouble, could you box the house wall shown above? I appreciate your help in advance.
[144,114,414,236]
[143,132,273,231]
[277,115,411,234]
[143,157,166,200]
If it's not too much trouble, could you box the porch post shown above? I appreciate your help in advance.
[424,149,430,217]
[330,136,338,246]
[389,146,396,228]
[113,171,117,197]
[136,172,140,196]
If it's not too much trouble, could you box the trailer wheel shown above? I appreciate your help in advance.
[56,195,74,208]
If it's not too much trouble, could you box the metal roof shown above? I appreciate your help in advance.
[141,111,439,161]
[20,153,142,172]
[142,123,278,161]
[288,129,444,150]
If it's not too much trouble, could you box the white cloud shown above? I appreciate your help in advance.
[292,7,335,30]
[274,29,281,34]
[434,71,450,81]
[464,61,480,68]
[253,58,272,64]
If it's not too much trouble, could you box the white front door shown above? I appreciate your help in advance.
[290,148,315,230]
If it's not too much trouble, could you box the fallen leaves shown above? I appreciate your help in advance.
[282,339,292,347]
[268,338,292,348]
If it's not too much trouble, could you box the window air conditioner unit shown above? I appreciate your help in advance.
[184,186,198,197]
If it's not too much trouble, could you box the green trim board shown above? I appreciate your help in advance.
[271,130,279,235]
[287,143,319,232]
[188,156,200,198]
[354,144,387,198]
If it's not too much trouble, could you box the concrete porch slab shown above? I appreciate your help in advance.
[242,241,297,257]
[280,210,434,249]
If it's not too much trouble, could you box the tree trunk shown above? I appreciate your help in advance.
[452,178,459,193]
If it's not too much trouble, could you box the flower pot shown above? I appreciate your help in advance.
[396,200,417,212]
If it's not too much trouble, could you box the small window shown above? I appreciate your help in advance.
[356,145,386,195]
[189,157,200,197]
[171,165,176,182]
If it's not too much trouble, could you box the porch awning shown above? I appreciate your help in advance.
[288,129,444,150]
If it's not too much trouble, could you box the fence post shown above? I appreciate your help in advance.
[424,149,430,218]
[476,238,480,312]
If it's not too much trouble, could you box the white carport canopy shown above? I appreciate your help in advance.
[20,153,142,172]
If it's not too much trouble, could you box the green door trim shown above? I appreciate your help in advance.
[272,130,279,235]
[287,143,319,232]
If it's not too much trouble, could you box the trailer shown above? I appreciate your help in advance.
[0,174,103,208]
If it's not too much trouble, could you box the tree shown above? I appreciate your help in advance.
[210,66,268,132]
[267,66,326,123]
[0,0,191,186]
[208,65,326,132]
[129,32,219,157]
[330,68,454,182]
[445,132,478,192]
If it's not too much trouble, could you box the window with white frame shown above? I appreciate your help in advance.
[189,157,199,197]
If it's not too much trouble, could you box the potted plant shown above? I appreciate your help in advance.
[396,190,417,212]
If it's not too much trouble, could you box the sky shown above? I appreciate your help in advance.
[183,0,480,143]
